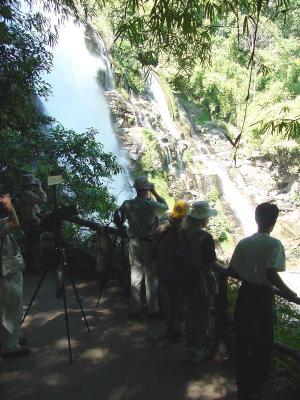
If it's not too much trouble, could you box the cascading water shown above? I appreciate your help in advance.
[147,71,257,235]
[147,73,180,140]
[194,141,257,236]
[147,72,185,175]
[44,20,132,205]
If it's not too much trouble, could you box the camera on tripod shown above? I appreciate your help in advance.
[39,204,79,232]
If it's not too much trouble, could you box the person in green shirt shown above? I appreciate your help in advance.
[119,176,168,317]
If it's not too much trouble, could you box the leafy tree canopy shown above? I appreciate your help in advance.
[0,0,121,220]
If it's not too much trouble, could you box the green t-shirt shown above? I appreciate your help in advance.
[120,198,168,239]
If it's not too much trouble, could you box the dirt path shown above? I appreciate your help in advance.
[0,272,236,400]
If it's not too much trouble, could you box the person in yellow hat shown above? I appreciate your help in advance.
[155,199,190,342]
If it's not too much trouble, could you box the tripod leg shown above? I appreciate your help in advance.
[22,266,49,325]
[62,281,73,364]
[68,270,90,332]
[96,234,118,308]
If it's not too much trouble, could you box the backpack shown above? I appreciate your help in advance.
[156,226,201,290]
[158,228,218,294]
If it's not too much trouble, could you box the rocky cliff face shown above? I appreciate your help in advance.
[104,83,299,269]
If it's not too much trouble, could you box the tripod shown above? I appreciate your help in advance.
[96,232,129,308]
[22,225,90,364]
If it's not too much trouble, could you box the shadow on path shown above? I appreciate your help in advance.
[0,272,236,400]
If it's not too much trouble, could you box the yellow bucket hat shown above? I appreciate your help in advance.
[170,200,190,220]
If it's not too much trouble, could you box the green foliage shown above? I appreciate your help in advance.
[0,0,123,223]
[0,125,121,218]
[138,129,164,173]
[111,0,294,67]
[148,171,173,208]
[111,40,145,93]
[274,297,300,381]
[0,1,53,132]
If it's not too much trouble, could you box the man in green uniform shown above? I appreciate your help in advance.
[119,176,168,317]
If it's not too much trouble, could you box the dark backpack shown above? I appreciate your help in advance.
[157,227,203,290]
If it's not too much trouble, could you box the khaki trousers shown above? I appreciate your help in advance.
[0,272,23,353]
[128,239,159,314]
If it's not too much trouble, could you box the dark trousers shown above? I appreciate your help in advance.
[234,282,274,399]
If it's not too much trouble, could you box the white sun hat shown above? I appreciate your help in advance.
[188,200,217,220]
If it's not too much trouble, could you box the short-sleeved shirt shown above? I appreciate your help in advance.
[229,233,285,286]
[120,198,168,239]
[19,189,47,222]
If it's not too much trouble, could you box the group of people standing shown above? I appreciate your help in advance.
[0,172,298,400]
[118,175,298,400]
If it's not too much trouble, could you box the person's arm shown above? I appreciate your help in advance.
[0,194,19,233]
[150,186,167,205]
[113,206,126,229]
[33,180,47,203]
[266,269,297,298]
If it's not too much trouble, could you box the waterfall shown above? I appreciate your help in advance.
[194,141,257,235]
[147,71,257,235]
[147,71,186,175]
[147,72,180,140]
[43,20,132,205]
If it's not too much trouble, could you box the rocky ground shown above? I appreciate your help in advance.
[1,271,299,400]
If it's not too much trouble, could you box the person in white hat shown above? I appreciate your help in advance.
[179,200,218,363]
[18,174,47,274]
[118,176,168,318]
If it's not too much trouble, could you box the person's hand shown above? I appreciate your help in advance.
[0,194,13,212]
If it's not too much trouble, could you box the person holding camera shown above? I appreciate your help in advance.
[19,174,47,275]
[0,189,29,357]
[118,176,168,318]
